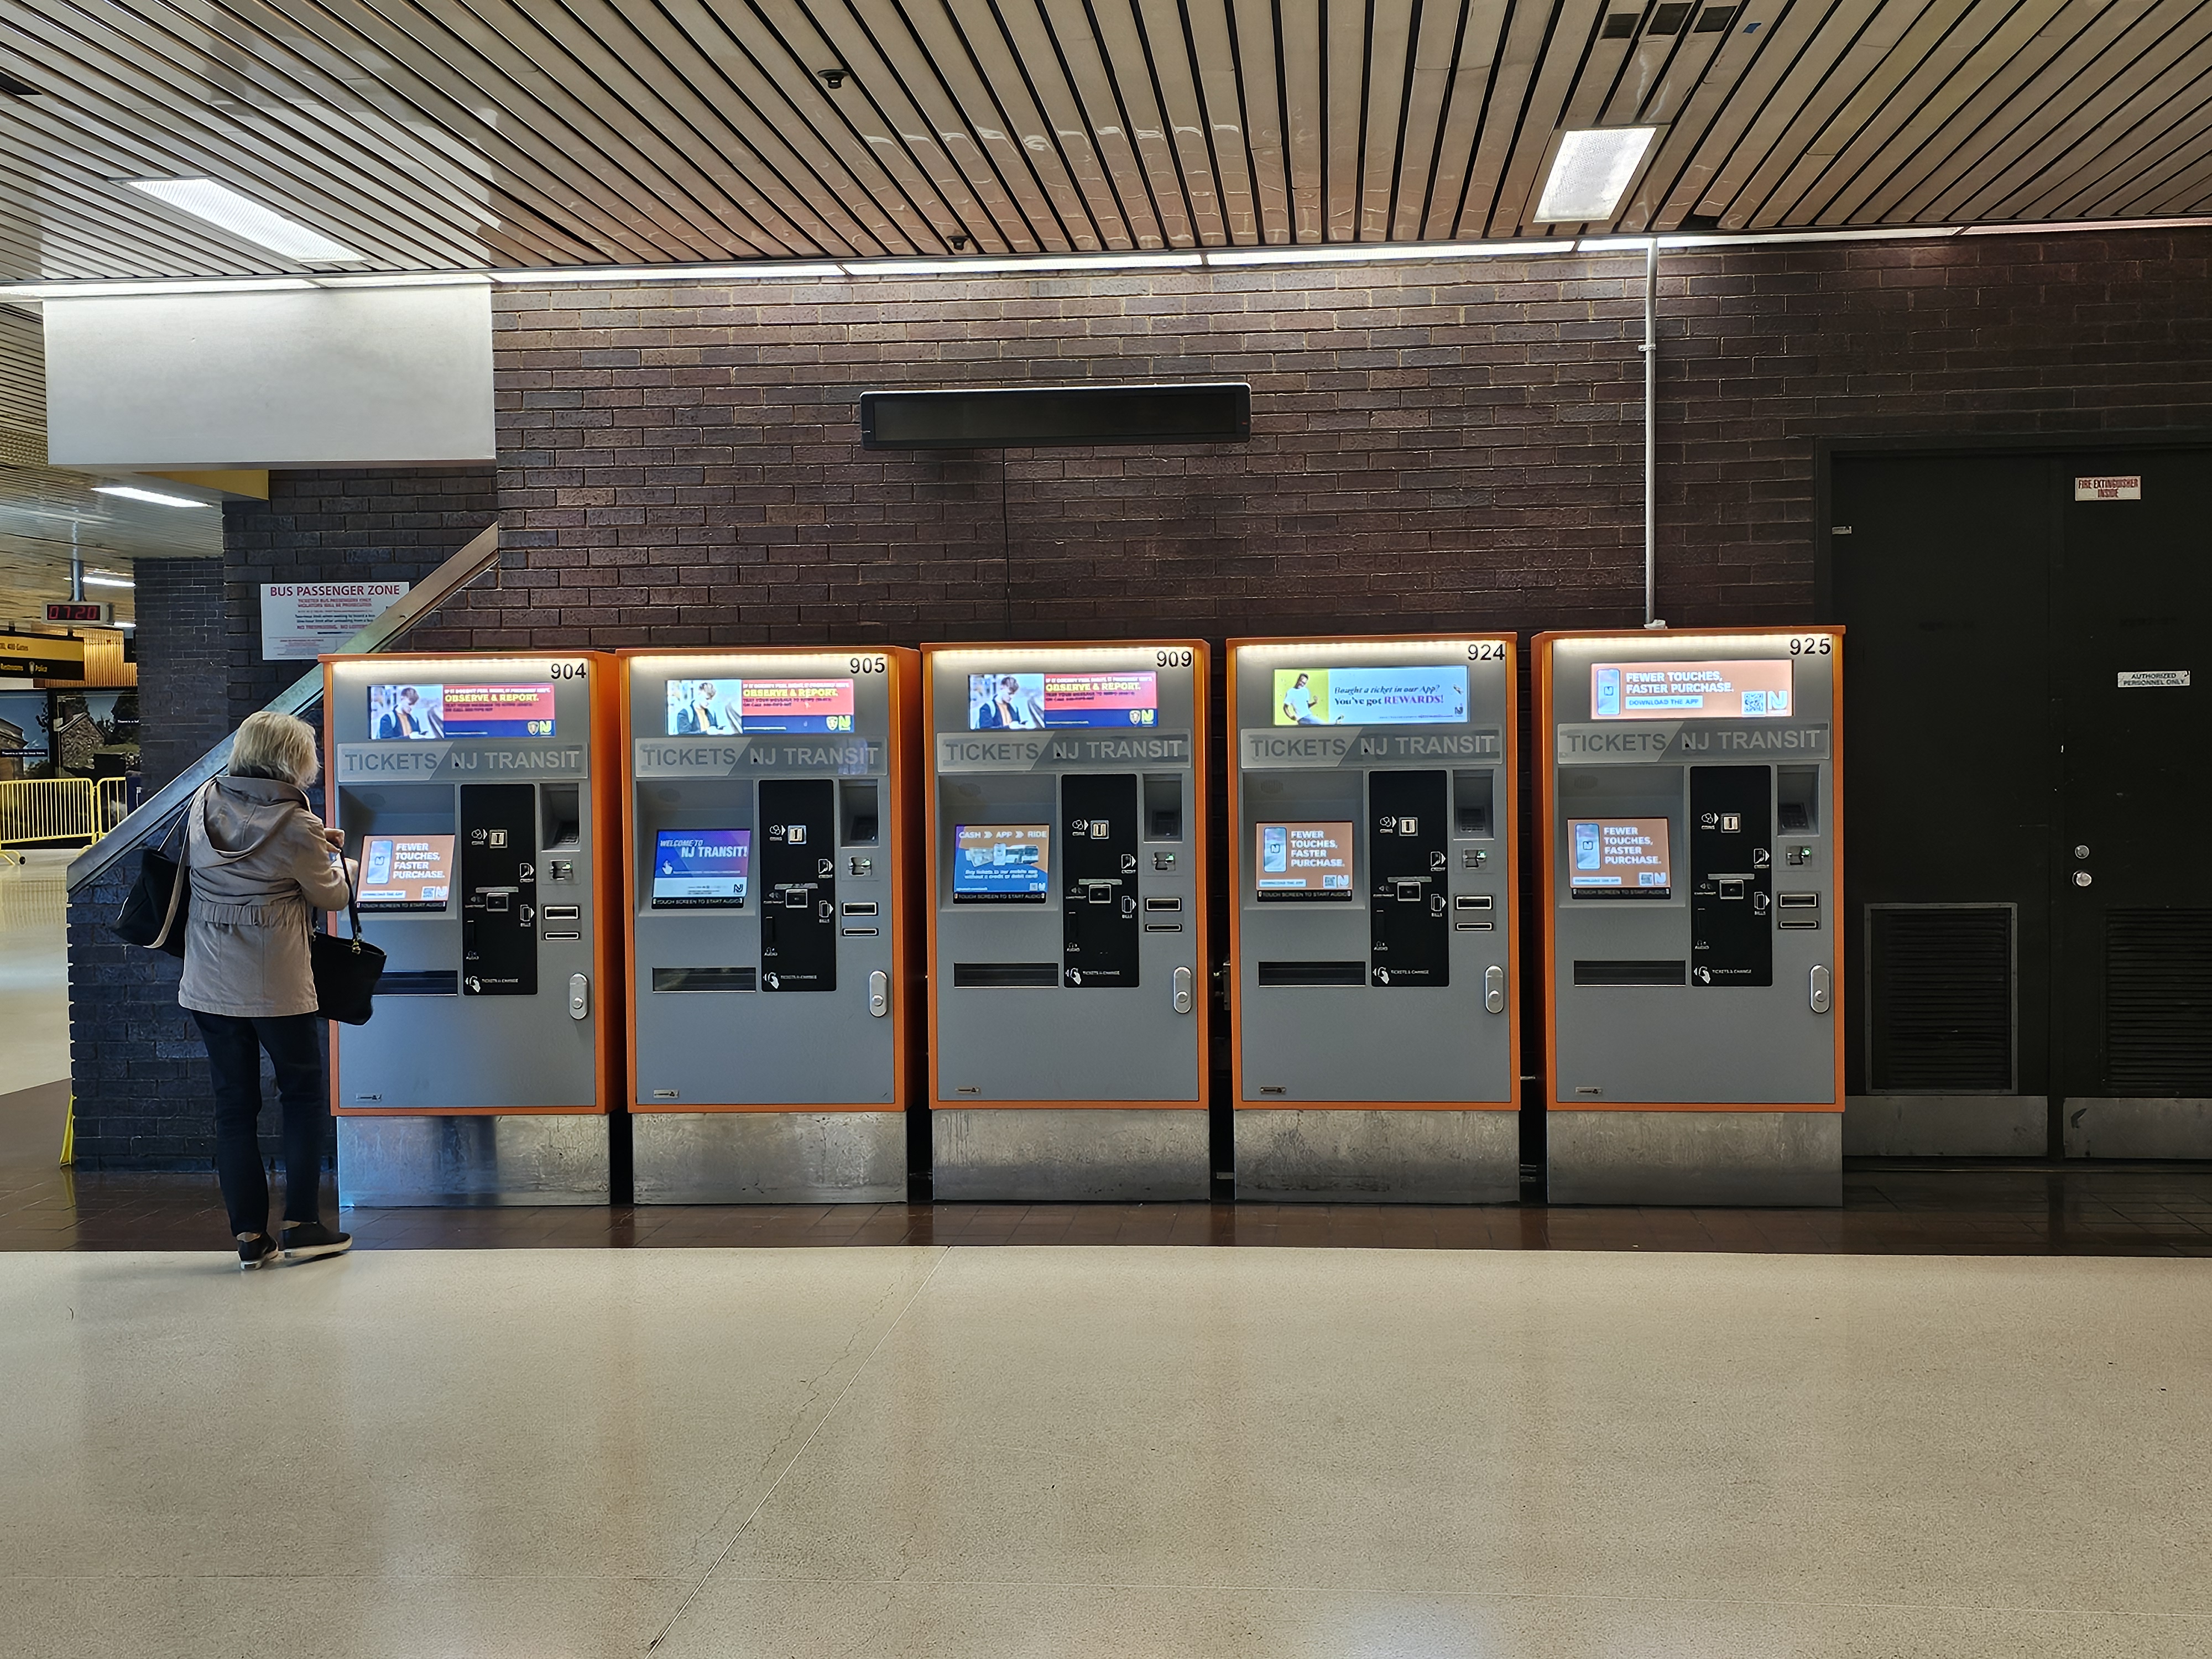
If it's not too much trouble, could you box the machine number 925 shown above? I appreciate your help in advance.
[1788,635,1833,656]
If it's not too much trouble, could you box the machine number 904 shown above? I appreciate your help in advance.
[1788,635,1833,656]
[1155,648,1194,667]
[1466,641,1507,661]
[848,654,888,674]
[548,661,588,679]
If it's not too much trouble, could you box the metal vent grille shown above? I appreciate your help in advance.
[2105,910,2212,1094]
[1867,905,2014,1093]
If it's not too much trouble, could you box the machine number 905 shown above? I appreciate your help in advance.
[548,661,588,679]
[1466,641,1507,661]
[848,654,888,674]
[1155,648,1194,667]
[1788,635,1833,656]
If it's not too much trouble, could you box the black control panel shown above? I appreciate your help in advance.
[1369,769,1449,988]
[1690,765,1773,987]
[460,784,538,996]
[1061,772,1140,987]
[760,778,837,992]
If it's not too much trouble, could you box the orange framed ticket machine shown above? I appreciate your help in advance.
[1535,627,1845,1204]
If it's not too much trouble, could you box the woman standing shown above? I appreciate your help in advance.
[179,711,356,1269]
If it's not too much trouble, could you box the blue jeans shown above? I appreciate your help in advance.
[190,1011,327,1238]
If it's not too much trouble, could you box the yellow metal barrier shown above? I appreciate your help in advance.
[0,777,134,849]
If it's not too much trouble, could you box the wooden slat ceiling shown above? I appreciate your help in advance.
[1,0,2209,276]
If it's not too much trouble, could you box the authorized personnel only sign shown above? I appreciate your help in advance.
[2074,476,2142,500]
[259,582,409,660]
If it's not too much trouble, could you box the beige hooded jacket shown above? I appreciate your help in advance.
[177,775,354,1019]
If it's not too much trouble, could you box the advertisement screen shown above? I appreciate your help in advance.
[967,671,1158,730]
[1254,821,1355,900]
[1568,818,1672,898]
[651,828,752,907]
[1272,666,1468,726]
[952,823,1051,902]
[369,683,557,739]
[358,834,455,911]
[1590,660,1792,720]
[664,678,856,735]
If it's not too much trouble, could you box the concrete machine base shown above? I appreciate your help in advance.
[1547,1109,1842,1207]
[1235,1109,1520,1203]
[932,1107,1211,1201]
[632,1111,906,1203]
[338,1114,611,1207]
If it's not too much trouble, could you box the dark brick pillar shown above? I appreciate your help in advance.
[131,559,226,792]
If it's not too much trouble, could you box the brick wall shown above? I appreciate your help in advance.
[131,558,226,791]
[222,468,500,724]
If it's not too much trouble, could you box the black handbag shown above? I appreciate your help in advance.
[113,789,203,957]
[312,858,385,1025]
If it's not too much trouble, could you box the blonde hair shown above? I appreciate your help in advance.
[230,711,320,787]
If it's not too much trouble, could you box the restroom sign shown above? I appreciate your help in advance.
[2074,476,2141,500]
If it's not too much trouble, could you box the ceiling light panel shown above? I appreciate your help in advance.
[91,486,210,508]
[1536,130,1661,223]
[124,180,366,264]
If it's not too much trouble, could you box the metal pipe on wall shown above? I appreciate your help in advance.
[1642,236,1662,629]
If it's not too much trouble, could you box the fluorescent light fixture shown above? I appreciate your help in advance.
[0,277,316,300]
[848,252,1201,275]
[1206,239,1572,266]
[311,272,492,288]
[126,179,365,263]
[92,486,208,508]
[496,262,843,284]
[84,574,135,589]
[1535,128,1660,223]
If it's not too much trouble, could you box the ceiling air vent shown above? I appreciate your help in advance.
[1867,905,2014,1093]
[2105,910,2212,1094]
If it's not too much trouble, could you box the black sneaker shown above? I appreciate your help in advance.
[280,1221,352,1262]
[237,1232,282,1271]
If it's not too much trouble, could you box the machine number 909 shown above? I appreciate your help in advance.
[548,661,588,679]
[848,655,888,674]
[1155,648,1194,667]
[1466,641,1507,661]
[1787,635,1833,656]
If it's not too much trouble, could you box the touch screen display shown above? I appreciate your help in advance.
[664,678,856,734]
[1272,666,1468,726]
[651,828,752,907]
[1591,660,1792,720]
[369,683,556,739]
[966,672,1158,730]
[952,823,1051,902]
[358,834,455,911]
[1255,821,1355,900]
[1568,818,1672,898]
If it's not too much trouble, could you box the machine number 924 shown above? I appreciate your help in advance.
[1788,635,1834,656]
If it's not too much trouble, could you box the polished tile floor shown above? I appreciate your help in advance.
[4,1244,2209,1657]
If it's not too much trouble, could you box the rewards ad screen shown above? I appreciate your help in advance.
[369,683,557,739]
[1590,660,1792,719]
[1254,821,1355,900]
[967,671,1158,729]
[358,834,455,911]
[1272,665,1468,726]
[952,823,1051,901]
[651,829,752,907]
[1568,818,1672,898]
[664,678,856,734]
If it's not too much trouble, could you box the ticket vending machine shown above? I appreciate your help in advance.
[324,652,621,1204]
[619,648,919,1202]
[924,642,1209,1199]
[1228,635,1519,1202]
[1537,628,1844,1204]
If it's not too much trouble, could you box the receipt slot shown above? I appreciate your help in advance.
[619,649,919,1202]
[1228,636,1520,1201]
[1537,628,1845,1204]
[324,652,622,1205]
[925,642,1209,1199]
